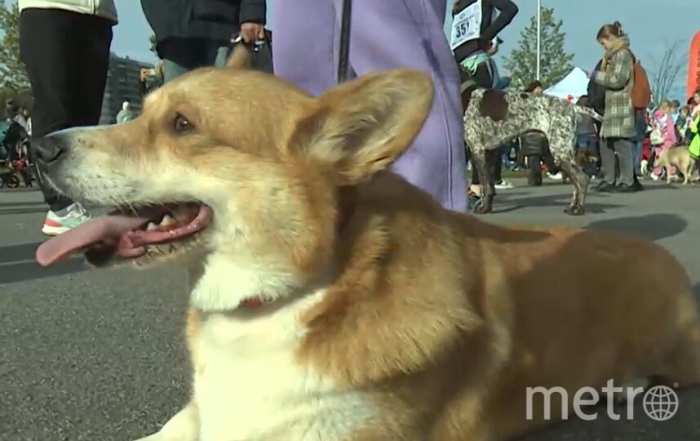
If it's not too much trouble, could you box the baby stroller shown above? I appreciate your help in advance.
[0,156,20,189]
[0,120,31,188]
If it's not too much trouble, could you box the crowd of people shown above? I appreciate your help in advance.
[496,85,700,191]
[452,14,700,203]
[5,0,700,236]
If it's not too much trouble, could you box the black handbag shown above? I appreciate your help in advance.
[227,30,273,74]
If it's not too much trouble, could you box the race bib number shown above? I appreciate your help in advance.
[451,1,482,50]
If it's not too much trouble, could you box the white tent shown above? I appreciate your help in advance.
[544,67,590,103]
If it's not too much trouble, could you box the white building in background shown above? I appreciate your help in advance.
[99,54,153,125]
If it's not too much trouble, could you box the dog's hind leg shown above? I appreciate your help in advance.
[556,152,589,216]
[684,163,692,184]
[481,148,500,212]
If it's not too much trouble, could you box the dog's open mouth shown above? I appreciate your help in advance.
[35,203,213,267]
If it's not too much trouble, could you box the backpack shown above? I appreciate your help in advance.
[626,51,652,110]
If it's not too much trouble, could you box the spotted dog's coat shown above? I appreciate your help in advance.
[462,87,601,215]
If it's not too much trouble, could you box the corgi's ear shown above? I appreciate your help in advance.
[288,69,434,185]
[225,45,252,70]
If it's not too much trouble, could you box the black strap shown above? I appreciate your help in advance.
[337,0,352,84]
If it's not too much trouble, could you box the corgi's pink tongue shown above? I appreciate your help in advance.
[35,215,147,267]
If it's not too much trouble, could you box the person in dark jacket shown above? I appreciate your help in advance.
[518,81,561,185]
[520,131,556,186]
[141,0,266,83]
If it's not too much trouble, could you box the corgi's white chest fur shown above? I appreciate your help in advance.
[191,291,377,440]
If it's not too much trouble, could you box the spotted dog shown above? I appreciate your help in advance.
[462,86,602,215]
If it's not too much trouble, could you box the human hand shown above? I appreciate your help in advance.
[240,22,265,43]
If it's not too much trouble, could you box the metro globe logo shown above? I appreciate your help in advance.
[526,381,680,422]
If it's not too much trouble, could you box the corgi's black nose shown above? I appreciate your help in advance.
[33,135,68,164]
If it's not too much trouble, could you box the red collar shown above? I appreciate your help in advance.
[238,187,356,309]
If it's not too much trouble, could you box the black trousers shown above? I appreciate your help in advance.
[19,8,112,212]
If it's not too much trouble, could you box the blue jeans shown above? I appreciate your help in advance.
[162,42,229,84]
[576,134,598,177]
[631,141,641,175]
[576,134,597,153]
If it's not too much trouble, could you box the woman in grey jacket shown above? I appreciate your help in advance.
[18,0,116,236]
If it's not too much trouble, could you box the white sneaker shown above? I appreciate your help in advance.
[650,174,660,181]
[495,180,514,189]
[42,203,92,236]
[547,172,563,180]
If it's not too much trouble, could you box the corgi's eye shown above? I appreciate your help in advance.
[173,114,194,134]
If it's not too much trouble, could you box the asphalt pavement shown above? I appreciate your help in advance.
[0,179,699,441]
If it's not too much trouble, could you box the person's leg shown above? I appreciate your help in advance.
[159,38,215,83]
[272,0,337,97]
[20,9,75,213]
[584,139,599,177]
[613,138,634,186]
[464,143,478,186]
[214,45,230,68]
[631,141,641,175]
[74,14,112,127]
[471,61,494,90]
[494,145,504,182]
[162,59,191,83]
[201,38,230,69]
[598,138,617,186]
[502,145,510,170]
[526,155,543,186]
[20,9,112,234]
[543,150,559,175]
[347,0,467,211]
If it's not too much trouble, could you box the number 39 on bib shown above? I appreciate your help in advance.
[450,0,482,50]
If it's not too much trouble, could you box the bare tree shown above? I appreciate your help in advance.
[647,39,687,102]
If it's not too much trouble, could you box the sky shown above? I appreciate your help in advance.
[106,0,698,98]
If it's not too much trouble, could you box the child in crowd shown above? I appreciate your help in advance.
[651,100,678,180]
[689,108,700,181]
[671,99,680,124]
[486,38,511,90]
[691,91,700,117]
[676,105,692,144]
[574,96,599,177]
